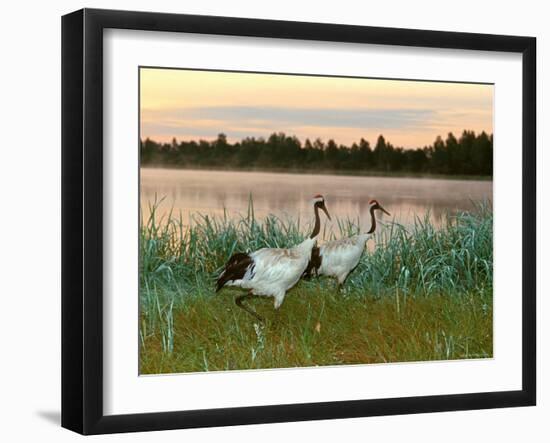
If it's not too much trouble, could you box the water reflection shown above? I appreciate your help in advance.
[140,168,492,232]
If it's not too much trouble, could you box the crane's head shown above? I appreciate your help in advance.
[313,194,331,221]
[369,199,391,216]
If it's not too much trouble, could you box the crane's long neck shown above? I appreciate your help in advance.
[367,206,377,234]
[310,204,321,239]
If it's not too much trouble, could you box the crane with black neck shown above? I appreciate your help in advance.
[303,199,390,291]
[216,195,331,321]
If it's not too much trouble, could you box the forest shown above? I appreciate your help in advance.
[140,130,493,176]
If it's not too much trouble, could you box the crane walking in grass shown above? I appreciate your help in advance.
[303,199,390,291]
[216,195,331,321]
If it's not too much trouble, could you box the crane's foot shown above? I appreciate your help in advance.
[235,292,265,323]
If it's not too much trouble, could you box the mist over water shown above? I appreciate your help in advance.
[140,168,492,233]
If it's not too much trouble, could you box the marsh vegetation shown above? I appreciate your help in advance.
[139,198,493,374]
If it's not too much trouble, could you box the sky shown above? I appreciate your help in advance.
[140,68,493,149]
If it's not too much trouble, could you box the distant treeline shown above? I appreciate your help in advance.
[140,130,493,176]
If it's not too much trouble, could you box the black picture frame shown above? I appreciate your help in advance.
[61,8,536,435]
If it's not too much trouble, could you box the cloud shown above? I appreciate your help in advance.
[141,105,493,148]
[143,106,439,131]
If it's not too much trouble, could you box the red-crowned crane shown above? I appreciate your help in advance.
[216,195,331,321]
[303,199,390,291]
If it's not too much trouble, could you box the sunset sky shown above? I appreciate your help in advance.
[140,68,493,149]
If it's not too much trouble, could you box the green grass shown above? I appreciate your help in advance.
[139,198,493,374]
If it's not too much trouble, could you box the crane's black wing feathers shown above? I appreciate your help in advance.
[302,246,322,279]
[216,252,255,291]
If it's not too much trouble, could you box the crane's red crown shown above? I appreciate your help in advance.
[369,199,379,205]
[313,194,324,199]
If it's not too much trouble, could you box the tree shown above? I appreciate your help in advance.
[374,135,389,171]
[431,135,449,174]
[139,130,493,176]
[325,139,340,168]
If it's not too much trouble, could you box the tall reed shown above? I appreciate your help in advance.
[140,198,492,354]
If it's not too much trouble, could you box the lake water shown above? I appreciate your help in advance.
[140,168,492,233]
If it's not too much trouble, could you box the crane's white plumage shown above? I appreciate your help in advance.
[217,195,331,318]
[222,237,316,308]
[316,234,371,285]
[305,199,389,288]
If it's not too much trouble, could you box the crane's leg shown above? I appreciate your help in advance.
[270,293,286,326]
[235,291,264,323]
[273,293,285,310]
[336,273,350,293]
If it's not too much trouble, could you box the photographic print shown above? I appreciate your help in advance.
[139,67,493,375]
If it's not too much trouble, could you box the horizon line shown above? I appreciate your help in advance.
[140,128,493,150]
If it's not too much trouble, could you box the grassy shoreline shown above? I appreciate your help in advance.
[141,164,493,181]
[140,289,492,374]
[139,200,493,373]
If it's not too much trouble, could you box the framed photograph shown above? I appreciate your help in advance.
[62,8,536,435]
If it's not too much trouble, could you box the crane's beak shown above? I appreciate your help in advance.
[321,204,332,221]
[379,205,391,216]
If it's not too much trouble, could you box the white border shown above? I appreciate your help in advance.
[103,29,523,415]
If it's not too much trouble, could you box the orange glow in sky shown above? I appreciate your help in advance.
[140,68,493,149]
